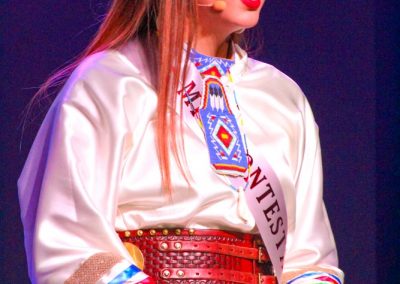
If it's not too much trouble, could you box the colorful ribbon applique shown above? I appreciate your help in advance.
[108,264,141,284]
[287,271,343,284]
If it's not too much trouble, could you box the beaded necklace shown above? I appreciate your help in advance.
[187,49,252,221]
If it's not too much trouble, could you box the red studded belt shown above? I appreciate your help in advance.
[118,229,276,284]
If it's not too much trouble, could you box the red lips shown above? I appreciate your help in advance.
[241,0,261,10]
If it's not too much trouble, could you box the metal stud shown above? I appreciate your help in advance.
[177,270,185,277]
[175,229,182,235]
[174,242,182,250]
[188,228,195,235]
[136,230,143,237]
[162,229,169,235]
[160,242,168,250]
[149,229,156,236]
[124,231,131,238]
[162,270,171,278]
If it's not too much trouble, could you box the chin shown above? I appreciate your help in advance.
[229,14,261,30]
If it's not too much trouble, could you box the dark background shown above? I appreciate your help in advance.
[1,1,399,283]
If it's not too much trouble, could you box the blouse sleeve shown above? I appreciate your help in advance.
[18,56,155,283]
[282,96,345,283]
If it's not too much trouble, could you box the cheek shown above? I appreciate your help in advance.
[236,13,261,28]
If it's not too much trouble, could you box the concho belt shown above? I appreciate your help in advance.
[118,229,276,284]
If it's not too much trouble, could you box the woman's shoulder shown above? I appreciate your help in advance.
[234,45,302,97]
[70,40,154,87]
[54,40,158,124]
[58,39,157,104]
[243,56,307,107]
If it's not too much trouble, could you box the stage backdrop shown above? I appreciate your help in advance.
[2,1,399,283]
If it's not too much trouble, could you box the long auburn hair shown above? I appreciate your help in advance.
[30,0,243,194]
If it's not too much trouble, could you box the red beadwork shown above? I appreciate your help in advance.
[216,125,234,149]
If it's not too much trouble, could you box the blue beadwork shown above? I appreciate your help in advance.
[190,50,248,176]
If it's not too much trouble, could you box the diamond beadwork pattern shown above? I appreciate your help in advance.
[216,124,233,149]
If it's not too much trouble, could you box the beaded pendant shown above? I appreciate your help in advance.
[190,50,249,177]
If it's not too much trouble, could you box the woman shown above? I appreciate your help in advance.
[19,0,344,283]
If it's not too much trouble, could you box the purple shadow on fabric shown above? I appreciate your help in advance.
[18,104,61,283]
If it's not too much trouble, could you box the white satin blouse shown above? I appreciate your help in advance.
[18,39,344,283]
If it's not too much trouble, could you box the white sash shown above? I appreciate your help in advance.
[177,58,288,282]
